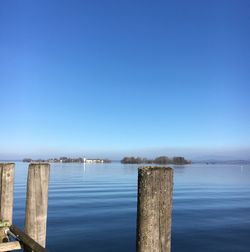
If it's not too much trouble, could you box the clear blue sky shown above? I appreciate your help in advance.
[0,0,249,160]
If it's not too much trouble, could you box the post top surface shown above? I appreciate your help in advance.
[139,166,172,172]
[29,162,50,166]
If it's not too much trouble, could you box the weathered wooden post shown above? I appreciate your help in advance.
[136,166,173,252]
[0,163,15,224]
[24,163,50,250]
[0,163,15,243]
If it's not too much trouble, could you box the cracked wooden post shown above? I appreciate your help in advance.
[0,163,15,243]
[24,163,50,250]
[136,166,173,252]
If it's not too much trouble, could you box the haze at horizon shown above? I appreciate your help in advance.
[0,0,249,160]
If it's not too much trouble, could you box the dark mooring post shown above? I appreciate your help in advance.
[137,167,173,252]
[24,163,50,250]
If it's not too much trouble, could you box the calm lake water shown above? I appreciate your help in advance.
[13,162,250,252]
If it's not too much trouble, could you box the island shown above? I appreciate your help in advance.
[22,157,112,164]
[120,156,191,165]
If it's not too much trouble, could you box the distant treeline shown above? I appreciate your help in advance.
[121,156,191,165]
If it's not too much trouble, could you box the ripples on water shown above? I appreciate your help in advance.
[13,163,250,252]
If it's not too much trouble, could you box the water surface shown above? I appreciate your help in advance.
[13,162,250,251]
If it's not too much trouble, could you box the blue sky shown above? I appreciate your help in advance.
[0,0,249,160]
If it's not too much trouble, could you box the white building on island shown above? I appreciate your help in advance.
[83,157,104,163]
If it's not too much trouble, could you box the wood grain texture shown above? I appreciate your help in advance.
[0,163,15,224]
[25,163,50,249]
[0,241,22,251]
[136,167,173,252]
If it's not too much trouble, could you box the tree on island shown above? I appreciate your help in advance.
[154,156,171,164]
[23,158,32,162]
[121,157,144,164]
[172,156,191,165]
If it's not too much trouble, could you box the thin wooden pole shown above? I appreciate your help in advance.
[0,163,15,224]
[25,163,50,249]
[136,166,173,252]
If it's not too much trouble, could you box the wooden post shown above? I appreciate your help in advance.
[136,166,173,252]
[25,163,50,249]
[0,163,15,243]
[0,163,15,225]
